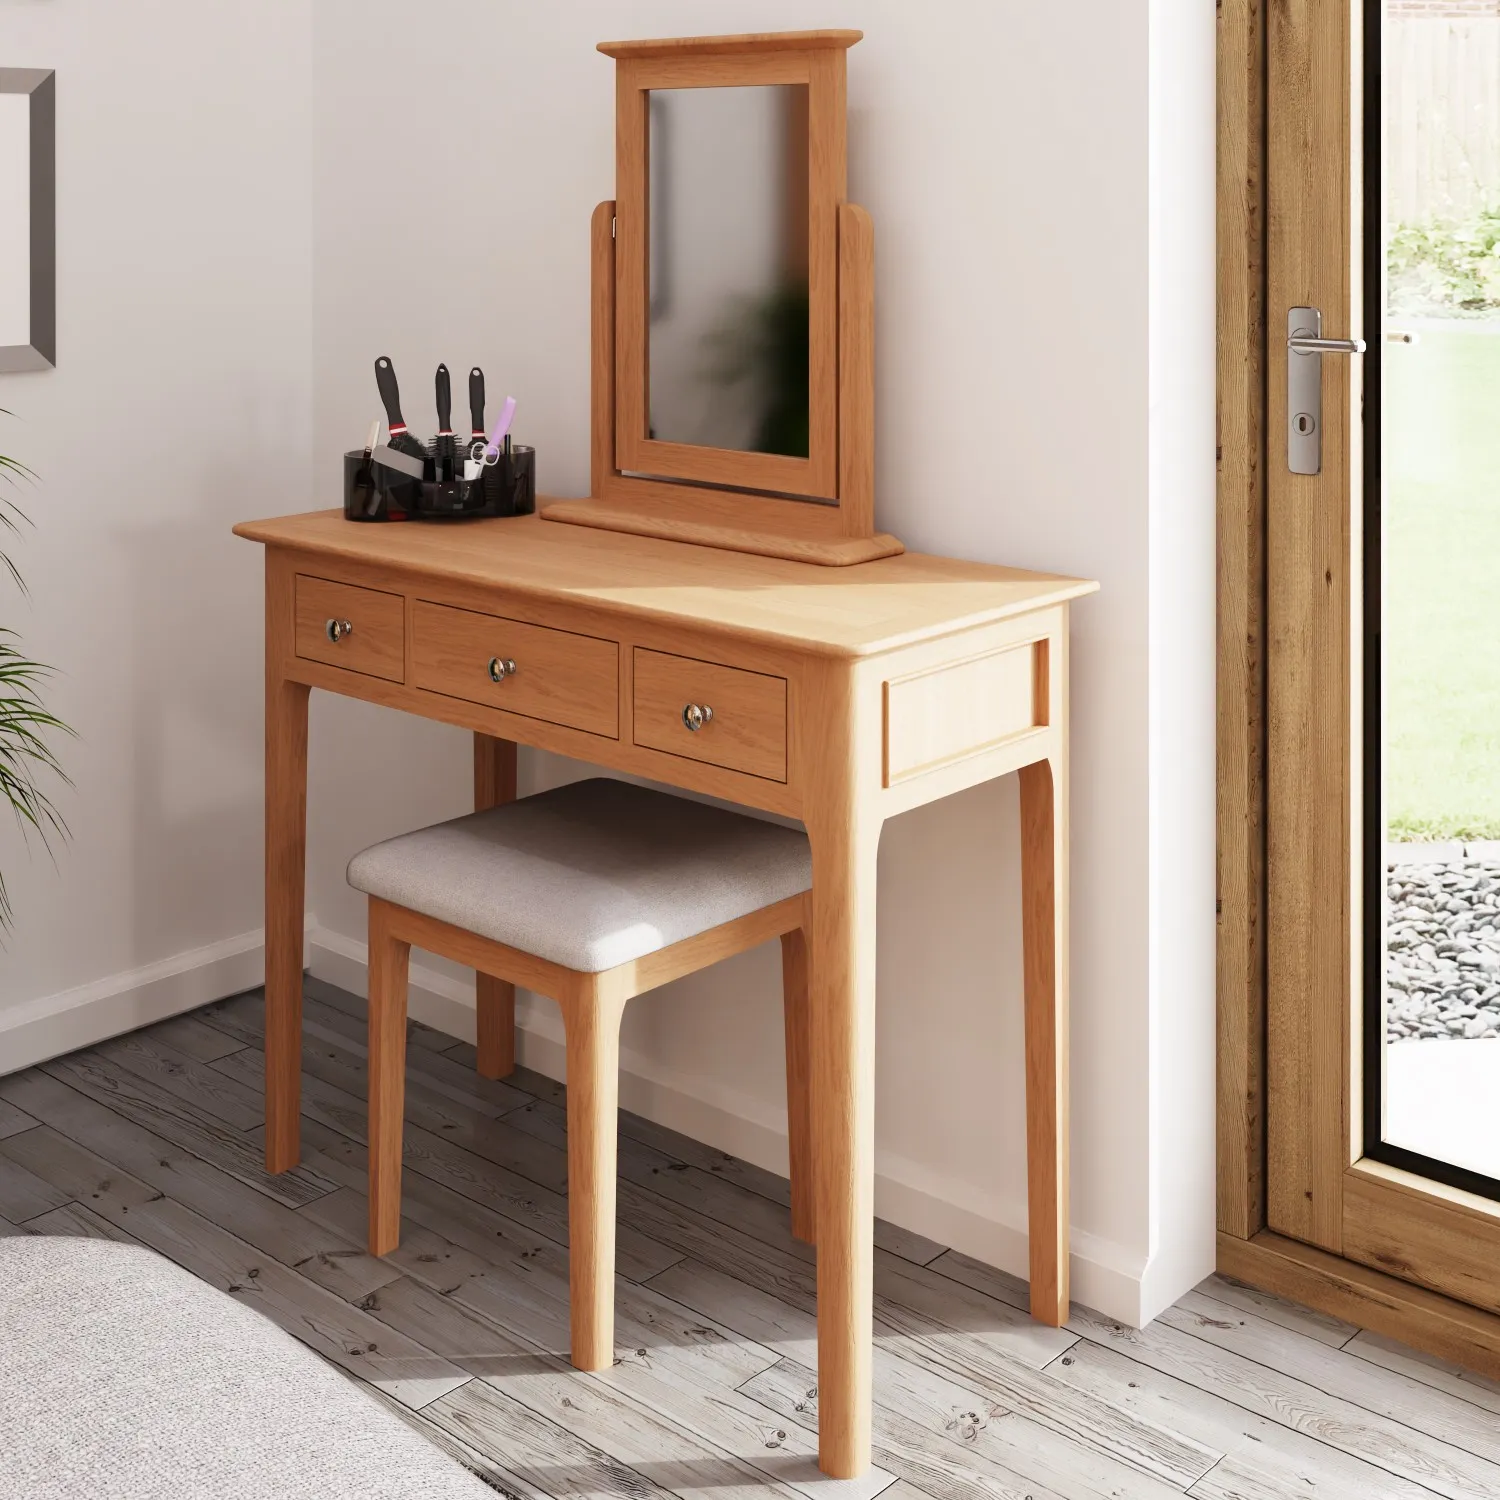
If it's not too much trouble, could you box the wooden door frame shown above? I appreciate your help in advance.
[1214,0,1500,1376]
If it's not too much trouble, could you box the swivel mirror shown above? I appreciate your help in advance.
[540,31,902,565]
[647,83,810,460]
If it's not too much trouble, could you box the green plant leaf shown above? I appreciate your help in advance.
[0,415,72,933]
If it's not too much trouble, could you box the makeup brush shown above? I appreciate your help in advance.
[433,364,456,482]
[374,356,429,466]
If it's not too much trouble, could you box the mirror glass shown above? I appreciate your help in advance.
[648,84,810,458]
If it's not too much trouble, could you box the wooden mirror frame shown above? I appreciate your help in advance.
[615,38,841,499]
[541,31,903,567]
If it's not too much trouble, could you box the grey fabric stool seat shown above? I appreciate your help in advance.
[347,777,814,1372]
[0,1236,494,1499]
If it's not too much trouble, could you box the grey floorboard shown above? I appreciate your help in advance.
[1345,1327,1500,1418]
[93,1029,265,1131]
[202,990,533,1116]
[657,1258,1195,1499]
[24,1051,337,1207]
[0,1149,71,1222]
[1050,1339,1447,1500]
[212,1044,680,1282]
[361,1379,594,1500]
[212,1035,567,1184]
[22,1199,137,1243]
[509,1095,944,1270]
[0,1094,38,1141]
[13,982,1500,1500]
[1,1070,396,1299]
[139,1012,249,1064]
[941,1248,1500,1498]
[304,972,465,1054]
[1168,1283,1500,1470]
[6,1122,467,1409]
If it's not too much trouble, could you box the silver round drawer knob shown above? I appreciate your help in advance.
[325,618,354,643]
[681,702,714,733]
[488,657,517,683]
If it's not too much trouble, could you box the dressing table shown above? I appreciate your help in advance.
[234,30,1096,1480]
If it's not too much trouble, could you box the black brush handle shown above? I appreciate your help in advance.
[375,356,408,434]
[435,364,452,435]
[469,367,485,438]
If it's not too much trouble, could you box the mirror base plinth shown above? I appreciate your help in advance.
[539,491,903,567]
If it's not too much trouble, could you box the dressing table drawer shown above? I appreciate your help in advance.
[411,601,619,739]
[632,649,787,782]
[294,575,405,682]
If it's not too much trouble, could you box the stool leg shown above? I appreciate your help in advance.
[562,987,625,1371]
[367,898,411,1257]
[781,925,816,1244]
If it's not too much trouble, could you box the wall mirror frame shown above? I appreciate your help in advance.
[0,69,56,374]
[541,31,903,566]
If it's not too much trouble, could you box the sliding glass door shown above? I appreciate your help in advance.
[1367,1,1500,1198]
[1266,0,1500,1314]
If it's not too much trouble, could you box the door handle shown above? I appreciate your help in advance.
[1288,333,1367,356]
[1287,306,1366,475]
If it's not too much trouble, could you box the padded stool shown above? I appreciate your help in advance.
[346,777,815,1370]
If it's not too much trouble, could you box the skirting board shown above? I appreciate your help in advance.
[307,921,1149,1325]
[0,920,312,1076]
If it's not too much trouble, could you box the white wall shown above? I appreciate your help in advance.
[306,0,1218,1322]
[1146,0,1219,1317]
[0,0,1212,1325]
[0,4,312,1048]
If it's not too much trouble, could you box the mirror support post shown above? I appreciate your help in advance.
[837,203,875,540]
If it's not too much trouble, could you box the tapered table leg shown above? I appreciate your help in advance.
[1020,752,1070,1325]
[781,923,816,1244]
[806,662,879,1480]
[265,666,310,1175]
[474,734,518,1078]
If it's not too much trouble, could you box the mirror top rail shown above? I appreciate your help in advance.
[598,30,861,61]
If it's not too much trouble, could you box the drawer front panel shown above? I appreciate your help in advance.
[884,640,1044,786]
[294,575,405,682]
[632,649,787,782]
[411,601,619,739]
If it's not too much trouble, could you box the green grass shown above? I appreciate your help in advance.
[1384,324,1500,840]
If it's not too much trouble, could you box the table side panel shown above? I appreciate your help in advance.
[871,606,1067,820]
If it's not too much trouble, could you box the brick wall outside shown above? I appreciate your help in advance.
[1389,2,1500,14]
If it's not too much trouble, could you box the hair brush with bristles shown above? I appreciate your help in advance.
[374,356,430,467]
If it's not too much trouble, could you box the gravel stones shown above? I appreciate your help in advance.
[1385,855,1500,1042]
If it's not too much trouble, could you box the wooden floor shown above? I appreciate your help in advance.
[5,983,1500,1498]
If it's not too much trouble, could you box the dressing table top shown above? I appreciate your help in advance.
[234,508,1097,659]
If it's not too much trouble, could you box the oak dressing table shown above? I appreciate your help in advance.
[235,29,1097,1480]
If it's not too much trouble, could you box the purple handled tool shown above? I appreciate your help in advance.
[480,396,517,463]
[465,396,517,481]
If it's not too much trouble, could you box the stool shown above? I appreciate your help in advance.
[346,777,815,1370]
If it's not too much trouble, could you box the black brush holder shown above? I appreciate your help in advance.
[343,443,535,522]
